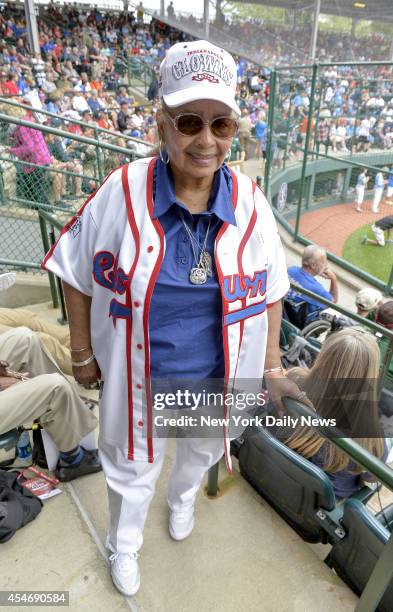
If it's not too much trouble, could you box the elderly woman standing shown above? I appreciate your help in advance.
[43,40,300,596]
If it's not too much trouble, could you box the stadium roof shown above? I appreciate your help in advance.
[243,0,393,24]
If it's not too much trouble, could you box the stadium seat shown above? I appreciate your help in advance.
[283,297,309,329]
[280,317,300,349]
[330,498,393,612]
[0,428,19,467]
[280,318,320,367]
[237,425,376,544]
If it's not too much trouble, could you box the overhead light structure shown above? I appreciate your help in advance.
[353,2,367,8]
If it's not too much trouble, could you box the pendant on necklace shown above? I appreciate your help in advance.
[200,251,213,277]
[190,266,207,285]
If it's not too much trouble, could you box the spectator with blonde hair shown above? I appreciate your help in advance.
[280,328,387,499]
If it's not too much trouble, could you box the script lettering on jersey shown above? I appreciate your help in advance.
[93,250,131,326]
[223,270,267,303]
[93,250,128,294]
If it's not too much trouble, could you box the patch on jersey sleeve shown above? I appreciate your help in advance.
[69,217,82,239]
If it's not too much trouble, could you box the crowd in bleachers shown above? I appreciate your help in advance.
[1,3,392,170]
[0,5,174,145]
[273,62,393,162]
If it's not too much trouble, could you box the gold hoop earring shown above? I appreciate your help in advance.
[158,138,170,164]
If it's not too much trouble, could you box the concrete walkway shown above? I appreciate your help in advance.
[0,442,357,612]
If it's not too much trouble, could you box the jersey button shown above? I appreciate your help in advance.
[137,343,143,350]
[136,383,142,389]
[138,420,144,427]
[147,245,154,253]
[134,301,140,308]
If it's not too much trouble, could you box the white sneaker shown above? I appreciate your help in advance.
[109,551,140,597]
[169,507,195,541]
[0,272,16,292]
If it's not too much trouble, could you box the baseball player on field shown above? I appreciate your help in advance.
[361,214,393,247]
[43,40,303,597]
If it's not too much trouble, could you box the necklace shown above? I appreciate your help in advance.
[180,213,213,285]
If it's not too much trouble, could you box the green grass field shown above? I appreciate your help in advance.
[343,224,393,283]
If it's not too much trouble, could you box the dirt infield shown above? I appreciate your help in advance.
[289,198,393,256]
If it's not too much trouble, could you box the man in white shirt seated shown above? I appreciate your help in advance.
[72,86,90,114]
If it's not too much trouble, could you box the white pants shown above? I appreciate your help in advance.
[387,186,393,198]
[355,186,365,206]
[101,435,224,554]
[372,187,383,212]
[372,224,385,246]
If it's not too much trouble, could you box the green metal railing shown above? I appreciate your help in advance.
[127,56,157,97]
[288,281,393,385]
[264,60,393,296]
[0,112,153,279]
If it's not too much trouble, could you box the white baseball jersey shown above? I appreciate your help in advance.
[43,157,289,470]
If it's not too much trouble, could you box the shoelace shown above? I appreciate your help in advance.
[109,551,139,567]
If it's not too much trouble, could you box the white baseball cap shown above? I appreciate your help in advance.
[355,288,382,311]
[159,40,240,115]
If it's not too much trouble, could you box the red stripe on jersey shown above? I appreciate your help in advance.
[215,168,239,473]
[143,157,165,463]
[233,179,257,382]
[121,164,141,461]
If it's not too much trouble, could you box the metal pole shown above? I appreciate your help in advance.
[207,462,219,497]
[294,63,318,240]
[38,215,59,309]
[355,534,393,612]
[160,0,165,17]
[310,0,321,61]
[94,127,104,182]
[203,0,210,39]
[216,0,222,22]
[24,0,40,56]
[49,226,68,325]
[312,78,323,160]
[386,261,393,296]
[264,69,276,195]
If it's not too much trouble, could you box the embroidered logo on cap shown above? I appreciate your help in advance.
[170,50,233,86]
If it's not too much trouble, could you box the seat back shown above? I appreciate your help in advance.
[0,428,19,468]
[280,318,300,349]
[0,429,19,452]
[238,426,336,543]
[330,498,392,612]
[283,298,309,329]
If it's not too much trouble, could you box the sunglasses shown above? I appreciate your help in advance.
[164,111,238,139]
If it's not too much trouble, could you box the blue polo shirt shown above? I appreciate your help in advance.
[287,266,332,313]
[149,158,236,380]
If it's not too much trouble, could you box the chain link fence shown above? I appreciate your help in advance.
[0,109,153,274]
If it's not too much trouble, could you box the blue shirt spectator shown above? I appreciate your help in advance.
[287,266,333,313]
[286,245,338,315]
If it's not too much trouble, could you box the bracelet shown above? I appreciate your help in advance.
[71,346,92,353]
[71,354,96,368]
[264,366,284,374]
